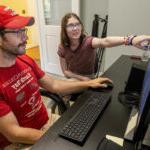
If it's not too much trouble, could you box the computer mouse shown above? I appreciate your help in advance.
[105,82,114,90]
[89,82,114,92]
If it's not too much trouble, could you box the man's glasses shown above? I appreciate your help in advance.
[66,23,81,30]
[1,28,28,37]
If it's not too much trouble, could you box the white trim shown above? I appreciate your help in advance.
[26,0,39,47]
[35,0,47,71]
[72,0,80,15]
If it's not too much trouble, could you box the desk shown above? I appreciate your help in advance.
[31,55,144,150]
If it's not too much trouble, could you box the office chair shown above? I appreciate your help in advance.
[40,89,68,115]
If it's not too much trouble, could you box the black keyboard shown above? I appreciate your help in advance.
[59,91,111,145]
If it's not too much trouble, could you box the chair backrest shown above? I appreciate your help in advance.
[40,89,67,115]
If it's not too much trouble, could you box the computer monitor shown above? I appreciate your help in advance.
[124,62,147,94]
[134,60,150,141]
[124,60,150,142]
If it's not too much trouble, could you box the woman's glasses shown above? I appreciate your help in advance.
[66,23,81,30]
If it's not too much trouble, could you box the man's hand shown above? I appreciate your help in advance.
[87,77,113,88]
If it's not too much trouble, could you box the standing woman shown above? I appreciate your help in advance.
[58,13,150,81]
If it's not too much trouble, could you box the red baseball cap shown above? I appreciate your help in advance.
[0,5,35,29]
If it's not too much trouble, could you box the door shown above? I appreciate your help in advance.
[36,0,80,75]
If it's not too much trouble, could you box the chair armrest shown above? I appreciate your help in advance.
[40,89,67,114]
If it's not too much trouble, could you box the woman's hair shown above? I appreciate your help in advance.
[60,12,86,47]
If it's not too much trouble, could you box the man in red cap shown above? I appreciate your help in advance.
[0,5,113,150]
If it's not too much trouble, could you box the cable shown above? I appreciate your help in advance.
[96,137,107,150]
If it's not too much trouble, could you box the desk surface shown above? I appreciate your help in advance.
[31,55,145,150]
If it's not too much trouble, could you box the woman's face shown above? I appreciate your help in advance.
[66,17,82,41]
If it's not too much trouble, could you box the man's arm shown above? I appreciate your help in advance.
[38,74,112,95]
[0,112,44,144]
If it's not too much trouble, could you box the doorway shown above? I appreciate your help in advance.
[36,0,80,75]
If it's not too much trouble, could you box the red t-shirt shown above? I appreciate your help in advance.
[0,55,48,148]
[57,36,96,75]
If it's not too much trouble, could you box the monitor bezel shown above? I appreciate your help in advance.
[133,60,150,141]
[134,91,150,141]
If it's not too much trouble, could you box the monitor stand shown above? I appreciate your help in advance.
[142,124,150,147]
[124,106,138,141]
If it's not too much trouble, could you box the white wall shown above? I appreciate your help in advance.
[81,0,108,35]
[104,0,150,70]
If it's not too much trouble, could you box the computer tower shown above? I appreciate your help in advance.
[124,62,147,94]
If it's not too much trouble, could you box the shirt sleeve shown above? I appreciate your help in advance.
[19,55,45,80]
[57,44,65,58]
[85,36,94,50]
[29,58,45,80]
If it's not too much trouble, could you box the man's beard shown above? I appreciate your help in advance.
[1,41,27,56]
[0,36,27,56]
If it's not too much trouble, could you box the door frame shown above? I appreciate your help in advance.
[35,0,80,73]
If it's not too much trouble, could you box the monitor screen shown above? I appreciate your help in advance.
[134,60,150,141]
[124,60,150,142]
[139,62,150,113]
